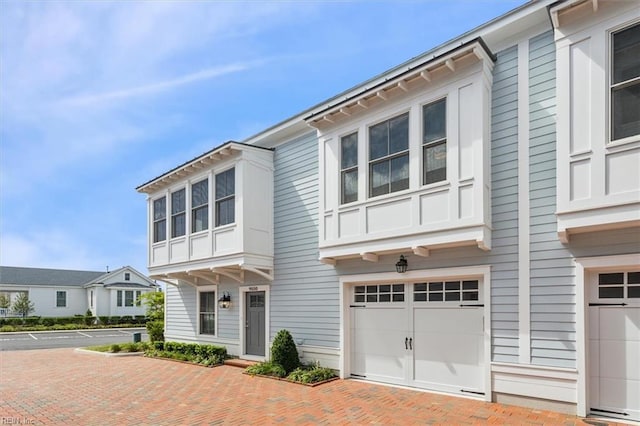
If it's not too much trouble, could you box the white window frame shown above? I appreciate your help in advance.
[421,97,448,186]
[124,272,130,281]
[152,196,167,243]
[171,187,186,238]
[124,290,134,307]
[214,167,235,228]
[191,178,209,233]
[609,21,640,144]
[56,291,66,308]
[340,131,359,205]
[117,290,122,307]
[197,285,218,337]
[367,111,410,198]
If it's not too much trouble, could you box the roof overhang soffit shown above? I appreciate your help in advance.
[549,0,599,29]
[305,38,496,128]
[150,265,273,287]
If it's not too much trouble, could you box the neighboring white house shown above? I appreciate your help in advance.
[137,0,639,422]
[0,266,158,317]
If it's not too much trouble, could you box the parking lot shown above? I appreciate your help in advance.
[0,328,147,351]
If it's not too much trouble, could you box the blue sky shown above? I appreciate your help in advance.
[0,0,523,274]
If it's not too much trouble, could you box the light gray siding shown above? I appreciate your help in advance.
[489,44,520,364]
[272,132,340,348]
[528,30,577,368]
[165,284,197,339]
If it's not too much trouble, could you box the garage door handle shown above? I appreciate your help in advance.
[405,337,408,349]
[409,338,412,350]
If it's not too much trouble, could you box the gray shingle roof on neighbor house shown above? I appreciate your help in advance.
[0,266,105,287]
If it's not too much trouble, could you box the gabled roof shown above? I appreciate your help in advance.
[0,266,104,287]
[103,282,153,289]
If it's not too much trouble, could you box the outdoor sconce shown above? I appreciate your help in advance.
[218,292,232,309]
[395,255,408,274]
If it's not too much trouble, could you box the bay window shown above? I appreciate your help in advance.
[611,22,640,142]
[153,197,166,243]
[171,188,186,238]
[369,113,409,197]
[423,98,447,184]
[215,168,235,227]
[341,132,358,204]
[191,179,208,233]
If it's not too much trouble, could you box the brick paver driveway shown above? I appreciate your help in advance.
[0,348,622,425]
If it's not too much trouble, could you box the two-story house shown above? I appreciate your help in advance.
[137,0,639,421]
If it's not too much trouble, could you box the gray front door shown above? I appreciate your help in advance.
[245,291,265,356]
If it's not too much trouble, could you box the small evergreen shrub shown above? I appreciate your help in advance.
[110,344,121,353]
[270,329,300,374]
[42,318,55,326]
[287,366,336,384]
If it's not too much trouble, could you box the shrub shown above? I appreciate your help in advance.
[110,344,121,353]
[42,318,55,326]
[271,329,300,374]
[146,320,164,342]
[154,341,165,351]
[246,361,286,378]
[0,325,15,332]
[287,366,336,384]
[98,316,110,325]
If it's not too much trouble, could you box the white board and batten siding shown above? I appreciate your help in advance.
[272,131,341,368]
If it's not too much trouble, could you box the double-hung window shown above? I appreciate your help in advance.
[369,113,409,197]
[56,291,66,307]
[171,189,186,238]
[341,132,358,204]
[117,290,122,307]
[199,290,216,335]
[215,168,235,227]
[611,23,640,142]
[192,179,209,233]
[124,290,134,307]
[423,98,447,185]
[153,197,166,243]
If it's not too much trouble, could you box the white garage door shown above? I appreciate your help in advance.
[350,280,485,397]
[589,271,640,421]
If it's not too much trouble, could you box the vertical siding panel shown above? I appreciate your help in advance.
[272,132,340,348]
[527,31,577,368]
[490,45,520,364]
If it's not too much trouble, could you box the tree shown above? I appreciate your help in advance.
[140,290,164,321]
[0,293,10,317]
[12,293,35,320]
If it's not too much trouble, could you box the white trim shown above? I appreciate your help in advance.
[196,284,218,337]
[517,40,531,365]
[574,253,640,417]
[239,285,270,361]
[339,265,491,401]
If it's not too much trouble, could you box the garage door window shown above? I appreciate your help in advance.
[414,280,479,302]
[354,284,404,303]
[598,271,640,299]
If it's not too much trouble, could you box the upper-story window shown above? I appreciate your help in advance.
[341,132,358,204]
[153,196,167,243]
[611,22,640,142]
[171,188,186,238]
[215,168,235,227]
[124,272,130,281]
[423,98,447,184]
[369,113,409,197]
[191,179,209,233]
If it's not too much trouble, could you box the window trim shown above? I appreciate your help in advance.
[215,168,235,228]
[56,291,66,308]
[170,188,186,239]
[152,196,167,243]
[609,20,640,144]
[197,285,218,336]
[191,178,209,233]
[421,97,448,186]
[124,290,134,307]
[117,290,122,307]
[367,111,410,198]
[340,131,359,205]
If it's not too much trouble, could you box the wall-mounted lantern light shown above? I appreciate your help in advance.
[218,292,232,309]
[395,255,408,274]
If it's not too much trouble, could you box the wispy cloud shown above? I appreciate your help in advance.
[61,63,252,107]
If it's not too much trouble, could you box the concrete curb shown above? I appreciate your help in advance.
[0,327,146,335]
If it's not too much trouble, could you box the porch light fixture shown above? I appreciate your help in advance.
[395,255,408,274]
[218,292,231,309]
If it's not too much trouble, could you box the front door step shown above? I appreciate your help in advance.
[224,358,258,369]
